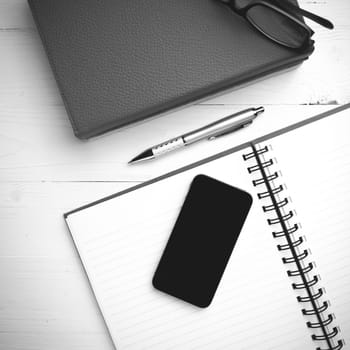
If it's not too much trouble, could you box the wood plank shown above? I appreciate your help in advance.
[0,182,135,256]
[0,181,133,350]
[0,257,115,350]
[0,0,34,29]
[0,105,334,181]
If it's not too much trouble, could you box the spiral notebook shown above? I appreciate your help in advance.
[65,105,350,350]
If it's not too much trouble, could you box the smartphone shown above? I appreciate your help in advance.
[152,174,253,308]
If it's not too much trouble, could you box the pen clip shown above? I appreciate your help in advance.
[208,121,253,140]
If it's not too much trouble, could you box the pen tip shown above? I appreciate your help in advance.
[254,106,265,116]
[128,148,154,164]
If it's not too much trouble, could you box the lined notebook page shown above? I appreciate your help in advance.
[66,150,314,349]
[266,108,350,347]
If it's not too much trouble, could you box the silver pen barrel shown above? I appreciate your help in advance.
[183,107,263,144]
[148,106,264,159]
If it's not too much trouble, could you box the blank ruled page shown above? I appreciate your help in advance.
[268,108,350,347]
[66,150,314,349]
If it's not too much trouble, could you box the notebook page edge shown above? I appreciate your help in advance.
[64,103,350,220]
[252,110,350,349]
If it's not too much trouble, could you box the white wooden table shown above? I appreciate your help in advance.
[0,1,349,349]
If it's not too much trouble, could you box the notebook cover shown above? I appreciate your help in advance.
[28,0,313,139]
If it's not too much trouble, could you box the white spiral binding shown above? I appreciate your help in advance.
[243,143,344,350]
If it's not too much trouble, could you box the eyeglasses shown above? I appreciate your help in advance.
[220,0,333,50]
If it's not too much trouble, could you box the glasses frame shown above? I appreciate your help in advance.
[225,0,315,50]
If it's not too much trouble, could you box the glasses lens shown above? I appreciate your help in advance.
[246,4,310,48]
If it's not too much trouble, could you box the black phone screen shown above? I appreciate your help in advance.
[152,174,253,308]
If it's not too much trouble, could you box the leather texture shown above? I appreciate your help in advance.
[28,0,313,139]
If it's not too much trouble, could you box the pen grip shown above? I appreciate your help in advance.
[153,137,185,156]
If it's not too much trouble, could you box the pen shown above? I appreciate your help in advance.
[129,106,264,164]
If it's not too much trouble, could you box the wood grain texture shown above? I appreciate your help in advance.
[0,0,349,349]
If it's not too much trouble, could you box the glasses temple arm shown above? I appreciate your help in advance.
[279,1,334,29]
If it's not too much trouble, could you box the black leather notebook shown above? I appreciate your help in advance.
[29,0,313,139]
